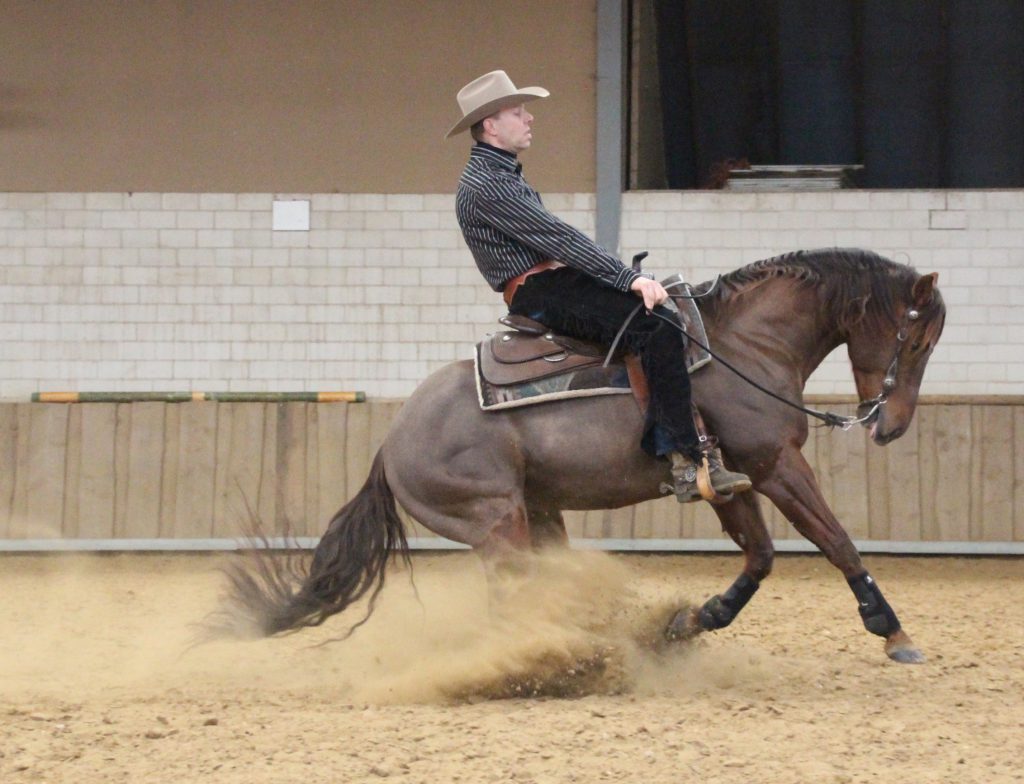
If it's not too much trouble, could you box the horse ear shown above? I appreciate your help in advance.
[912,272,938,308]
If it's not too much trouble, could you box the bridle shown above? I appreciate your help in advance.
[605,267,921,432]
[848,306,921,430]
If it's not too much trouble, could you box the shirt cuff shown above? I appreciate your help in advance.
[614,267,643,292]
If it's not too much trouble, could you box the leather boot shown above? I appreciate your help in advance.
[666,447,751,503]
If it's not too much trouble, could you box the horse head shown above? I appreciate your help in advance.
[848,271,946,445]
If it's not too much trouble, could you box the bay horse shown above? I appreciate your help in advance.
[223,248,946,663]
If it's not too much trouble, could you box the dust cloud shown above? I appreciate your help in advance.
[1,549,776,706]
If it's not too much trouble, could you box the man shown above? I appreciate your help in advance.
[447,70,750,502]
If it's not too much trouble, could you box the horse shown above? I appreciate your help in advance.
[222,248,946,664]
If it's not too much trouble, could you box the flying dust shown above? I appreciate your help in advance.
[1,549,780,707]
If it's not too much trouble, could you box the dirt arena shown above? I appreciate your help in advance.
[2,549,1022,783]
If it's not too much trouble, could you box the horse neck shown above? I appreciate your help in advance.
[706,280,845,381]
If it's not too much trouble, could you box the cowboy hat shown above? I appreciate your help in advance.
[445,70,549,139]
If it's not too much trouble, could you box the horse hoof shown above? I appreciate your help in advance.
[886,645,926,664]
[885,630,926,664]
[664,607,701,642]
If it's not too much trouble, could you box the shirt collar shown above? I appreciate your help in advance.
[471,142,522,174]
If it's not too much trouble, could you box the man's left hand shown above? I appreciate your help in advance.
[630,276,669,311]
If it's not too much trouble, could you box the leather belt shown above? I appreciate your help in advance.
[502,260,565,307]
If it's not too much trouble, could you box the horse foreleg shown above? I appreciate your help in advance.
[666,491,774,640]
[759,448,924,663]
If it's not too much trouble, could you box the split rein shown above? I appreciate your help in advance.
[604,276,920,432]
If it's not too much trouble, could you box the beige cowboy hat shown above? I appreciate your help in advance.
[445,70,549,139]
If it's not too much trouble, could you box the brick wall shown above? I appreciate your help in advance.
[1,190,1021,399]
[621,190,1024,395]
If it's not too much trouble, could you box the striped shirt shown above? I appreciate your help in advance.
[456,143,640,293]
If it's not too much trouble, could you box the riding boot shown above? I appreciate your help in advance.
[666,449,752,503]
[679,404,751,501]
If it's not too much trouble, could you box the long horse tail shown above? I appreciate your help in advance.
[217,450,410,639]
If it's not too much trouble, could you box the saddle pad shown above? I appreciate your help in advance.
[475,342,631,411]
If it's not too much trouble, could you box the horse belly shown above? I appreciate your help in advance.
[513,395,666,510]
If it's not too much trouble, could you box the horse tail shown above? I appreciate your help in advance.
[219,450,410,639]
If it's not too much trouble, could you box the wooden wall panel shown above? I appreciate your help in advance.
[884,415,925,541]
[1015,408,1024,540]
[344,403,372,502]
[315,402,350,527]
[112,404,133,538]
[169,402,218,538]
[919,406,971,541]
[865,436,892,540]
[256,404,280,530]
[72,403,118,539]
[0,400,1021,547]
[123,403,165,539]
[303,404,322,537]
[0,405,18,537]
[629,497,657,539]
[976,407,1016,542]
[274,402,309,535]
[9,405,68,539]
[61,405,82,539]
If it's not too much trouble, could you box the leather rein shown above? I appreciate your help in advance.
[606,270,919,431]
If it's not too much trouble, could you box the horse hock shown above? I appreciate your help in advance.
[665,573,760,640]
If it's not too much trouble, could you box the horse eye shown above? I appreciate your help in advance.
[910,341,921,352]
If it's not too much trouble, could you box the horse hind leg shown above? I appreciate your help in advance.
[526,505,569,551]
[666,490,774,641]
[400,496,534,620]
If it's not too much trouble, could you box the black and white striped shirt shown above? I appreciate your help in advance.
[456,143,639,293]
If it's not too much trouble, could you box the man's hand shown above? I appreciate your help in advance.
[630,276,669,311]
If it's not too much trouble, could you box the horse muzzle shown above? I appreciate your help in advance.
[870,418,905,445]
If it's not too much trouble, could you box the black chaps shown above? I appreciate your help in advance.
[508,266,702,461]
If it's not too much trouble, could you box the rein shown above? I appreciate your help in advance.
[605,278,919,431]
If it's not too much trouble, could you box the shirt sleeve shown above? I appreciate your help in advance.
[474,179,641,292]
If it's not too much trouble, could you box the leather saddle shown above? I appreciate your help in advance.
[476,315,614,387]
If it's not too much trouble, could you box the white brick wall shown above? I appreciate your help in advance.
[0,190,1021,399]
[620,190,1024,395]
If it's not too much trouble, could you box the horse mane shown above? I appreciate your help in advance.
[695,248,927,331]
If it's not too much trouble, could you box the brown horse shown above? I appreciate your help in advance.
[223,248,946,663]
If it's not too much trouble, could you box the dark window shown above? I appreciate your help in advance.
[631,0,1024,189]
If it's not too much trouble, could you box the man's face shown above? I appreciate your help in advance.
[485,104,535,153]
